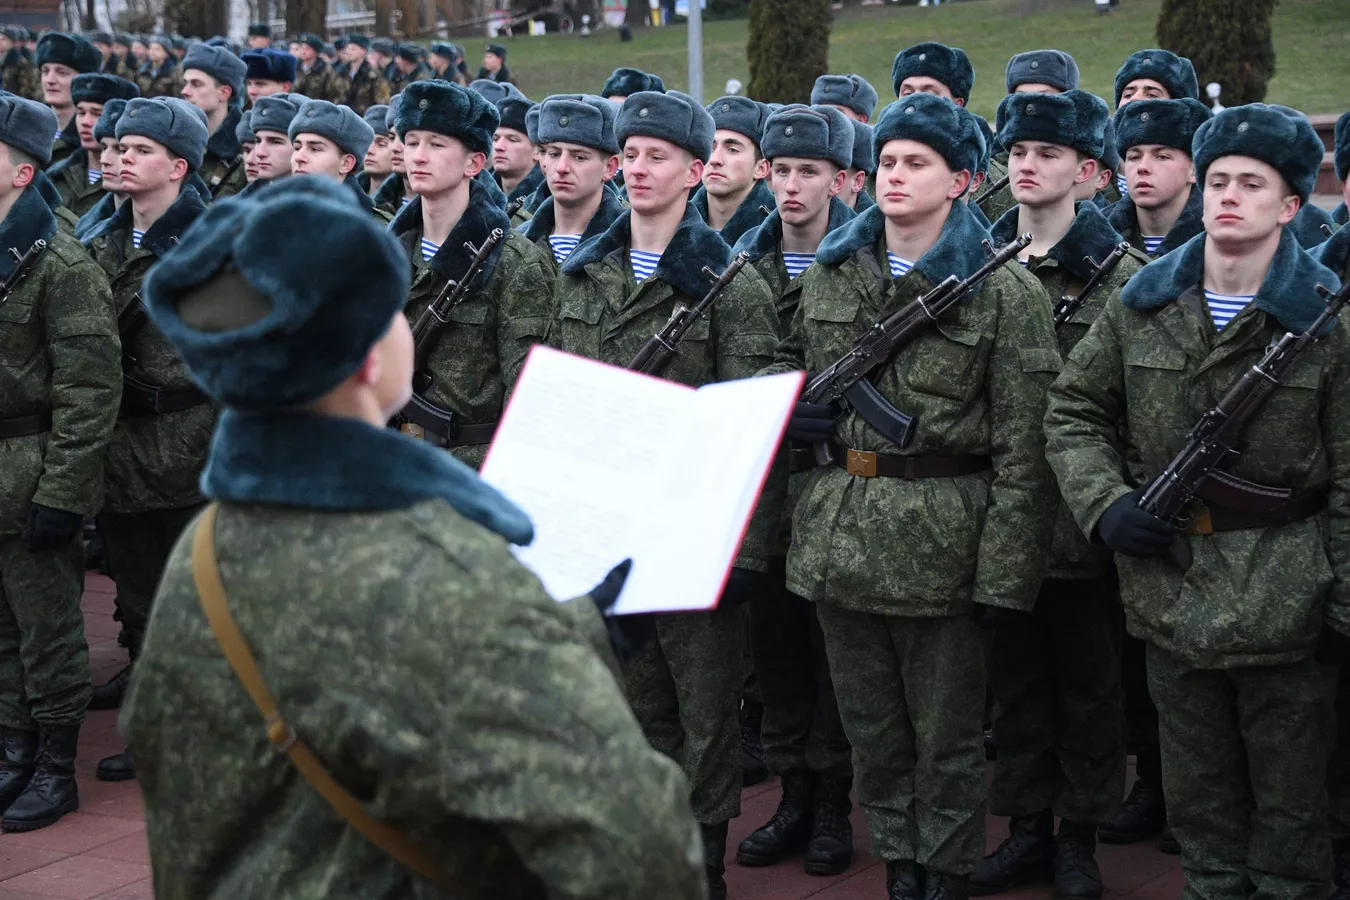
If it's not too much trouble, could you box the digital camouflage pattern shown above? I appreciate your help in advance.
[49,119,80,170]
[136,61,184,99]
[293,59,345,104]
[342,60,392,115]
[123,499,707,900]
[198,108,248,200]
[98,504,202,652]
[49,154,106,218]
[977,154,1014,223]
[388,62,431,95]
[1,49,39,101]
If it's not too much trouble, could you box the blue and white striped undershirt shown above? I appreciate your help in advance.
[420,237,439,262]
[548,234,581,265]
[87,168,102,185]
[782,252,815,279]
[1143,236,1165,255]
[630,249,662,282]
[1204,291,1254,330]
[886,252,914,279]
[131,229,144,249]
[400,196,412,207]
[1117,173,1129,196]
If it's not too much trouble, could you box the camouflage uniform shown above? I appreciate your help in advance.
[135,60,184,99]
[1,48,39,101]
[1044,228,1350,900]
[194,107,247,200]
[341,59,391,116]
[690,178,774,249]
[388,62,431,95]
[49,118,81,170]
[516,182,626,274]
[293,59,345,105]
[0,186,120,730]
[977,152,1014,223]
[47,151,105,219]
[1104,183,1205,259]
[768,201,1059,875]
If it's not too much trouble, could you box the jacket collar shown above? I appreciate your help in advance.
[990,201,1127,282]
[732,195,856,262]
[1315,223,1350,279]
[817,198,993,286]
[1106,183,1204,258]
[0,184,57,280]
[75,191,118,240]
[475,167,508,209]
[203,409,534,545]
[504,165,544,205]
[146,56,177,78]
[1289,202,1337,250]
[563,201,732,300]
[1334,202,1347,228]
[206,106,244,163]
[46,148,88,179]
[390,177,511,284]
[1121,227,1341,334]
[372,172,406,209]
[517,183,626,246]
[83,181,208,256]
[691,178,774,248]
[342,173,375,213]
[855,190,875,213]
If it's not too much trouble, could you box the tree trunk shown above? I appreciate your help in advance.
[747,0,830,104]
[83,0,96,28]
[1156,0,1275,105]
[288,0,329,36]
[164,0,230,36]
[374,0,393,35]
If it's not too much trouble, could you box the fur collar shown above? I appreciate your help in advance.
[46,148,88,180]
[476,168,508,209]
[144,56,177,79]
[816,198,993,285]
[855,190,875,213]
[33,170,67,215]
[1289,202,1336,250]
[203,409,534,545]
[1315,223,1349,277]
[517,184,626,246]
[372,172,407,209]
[83,181,208,255]
[563,201,732,300]
[0,185,57,279]
[206,106,244,163]
[389,177,511,284]
[505,165,544,206]
[732,196,856,262]
[691,178,775,247]
[990,201,1126,282]
[236,173,288,198]
[75,191,118,240]
[1121,228,1340,334]
[343,173,375,213]
[1334,202,1347,228]
[1106,183,1204,257]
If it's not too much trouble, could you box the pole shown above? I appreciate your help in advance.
[687,0,703,103]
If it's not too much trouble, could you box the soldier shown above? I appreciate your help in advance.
[169,36,188,64]
[90,31,119,76]
[1111,48,1199,200]
[692,96,773,246]
[48,73,138,217]
[128,35,146,69]
[373,93,415,215]
[368,37,395,82]
[811,74,878,124]
[601,66,665,104]
[389,79,554,468]
[0,94,121,834]
[237,109,257,183]
[135,36,183,99]
[477,42,512,84]
[339,34,390,116]
[1,27,39,100]
[111,33,133,74]
[245,22,270,51]
[239,93,298,196]
[292,33,343,104]
[730,103,857,877]
[36,32,103,167]
[180,43,248,198]
[842,119,875,212]
[81,97,213,783]
[1045,103,1344,900]
[1334,113,1349,228]
[242,48,295,106]
[288,99,379,214]
[769,93,1059,900]
[388,43,430,94]
[891,41,973,107]
[358,103,392,198]
[518,94,624,268]
[973,89,1146,900]
[119,174,705,899]
[74,97,131,239]
[1076,120,1120,207]
[550,88,780,900]
[493,91,541,207]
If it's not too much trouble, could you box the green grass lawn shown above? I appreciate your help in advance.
[499,0,1348,118]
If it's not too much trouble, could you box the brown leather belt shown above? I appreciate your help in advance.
[0,412,52,439]
[834,448,991,479]
[119,378,209,419]
[1186,471,1326,534]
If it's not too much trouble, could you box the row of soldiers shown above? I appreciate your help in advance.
[0,25,1349,900]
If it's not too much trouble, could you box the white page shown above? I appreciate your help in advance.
[480,346,802,615]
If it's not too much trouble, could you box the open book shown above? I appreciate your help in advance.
[480,347,803,615]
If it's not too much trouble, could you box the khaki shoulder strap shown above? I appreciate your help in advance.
[190,504,453,888]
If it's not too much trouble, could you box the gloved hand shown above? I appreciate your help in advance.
[23,503,84,553]
[786,401,838,444]
[718,566,772,609]
[1315,625,1350,666]
[589,559,654,663]
[1095,489,1176,558]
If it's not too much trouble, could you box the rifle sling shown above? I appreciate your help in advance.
[400,392,498,446]
[119,376,209,418]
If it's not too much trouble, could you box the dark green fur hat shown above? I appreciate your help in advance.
[1334,110,1350,182]
[1113,49,1198,106]
[36,32,102,73]
[70,73,139,105]
[602,67,664,99]
[996,89,1108,158]
[537,94,619,154]
[873,92,983,176]
[1005,50,1079,93]
[1192,103,1324,203]
[811,74,879,121]
[761,104,853,169]
[289,99,374,160]
[1113,97,1211,154]
[706,95,770,146]
[890,42,974,105]
[850,119,875,174]
[615,90,715,162]
[395,79,499,156]
[93,98,130,142]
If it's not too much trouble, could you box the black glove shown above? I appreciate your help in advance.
[1316,625,1350,666]
[588,559,654,663]
[978,604,1030,631]
[786,400,838,444]
[718,566,772,609]
[23,503,84,553]
[1095,489,1176,558]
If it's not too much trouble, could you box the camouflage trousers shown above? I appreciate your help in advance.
[748,556,850,777]
[1149,644,1334,900]
[99,505,203,652]
[816,604,985,875]
[1122,630,1163,786]
[988,577,1124,822]
[0,534,90,727]
[1329,664,1350,839]
[625,604,743,825]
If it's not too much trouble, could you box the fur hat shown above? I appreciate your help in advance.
[386,92,401,133]
[1113,97,1211,155]
[429,41,456,60]
[890,42,974,105]
[496,94,534,135]
[251,93,301,137]
[235,109,255,145]
[70,73,139,105]
[395,43,421,64]
[973,114,996,175]
[363,104,389,136]
[1097,119,1120,172]
[247,23,270,38]
[602,67,664,99]
[93,97,130,142]
[395,79,499,156]
[142,176,411,411]
[289,99,375,160]
[811,74,879,121]
[116,97,209,170]
[486,43,507,61]
[242,49,296,84]
[0,95,58,165]
[1005,50,1080,94]
[537,94,619,154]
[996,89,1108,158]
[873,92,983,177]
[183,43,248,103]
[88,31,113,46]
[1192,103,1324,203]
[298,33,324,52]
[524,104,540,143]
[616,90,715,162]
[370,38,394,56]
[1113,49,1199,106]
[114,32,133,47]
[346,33,370,51]
[469,78,525,105]
[850,119,875,174]
[36,32,102,74]
[707,95,770,146]
[761,104,853,170]
[1334,110,1350,183]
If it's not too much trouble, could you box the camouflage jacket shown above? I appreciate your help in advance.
[199,107,249,200]
[100,53,129,78]
[47,150,106,218]
[293,59,345,104]
[977,153,1015,223]
[1045,229,1350,668]
[990,202,1149,581]
[690,178,774,249]
[372,173,410,217]
[85,186,214,513]
[388,63,431,95]
[34,168,85,237]
[516,183,627,274]
[769,201,1059,615]
[390,181,555,470]
[1105,184,1204,259]
[0,185,120,533]
[123,410,705,900]
[49,117,80,170]
[136,59,184,99]
[1,48,38,101]
[551,203,781,571]
[1315,222,1350,283]
[341,59,391,115]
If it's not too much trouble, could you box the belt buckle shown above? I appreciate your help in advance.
[400,422,426,440]
[846,449,877,478]
[1187,505,1213,535]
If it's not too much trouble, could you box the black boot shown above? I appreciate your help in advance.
[89,664,133,711]
[971,810,1054,895]
[0,727,38,813]
[1099,780,1166,844]
[1158,825,1179,854]
[887,860,926,900]
[1054,821,1103,900]
[924,871,970,900]
[1331,838,1350,900]
[737,769,813,866]
[702,821,729,900]
[96,750,135,782]
[804,773,853,876]
[1,722,79,832]
[741,700,766,787]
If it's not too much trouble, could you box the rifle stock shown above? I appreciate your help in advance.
[1053,241,1131,329]
[410,228,505,379]
[0,239,46,306]
[628,251,750,377]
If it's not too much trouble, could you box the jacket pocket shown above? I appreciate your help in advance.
[0,299,38,369]
[1124,342,1189,429]
[904,323,989,403]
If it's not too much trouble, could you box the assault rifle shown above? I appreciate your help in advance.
[800,233,1032,466]
[505,195,527,219]
[410,228,504,392]
[1138,280,1350,569]
[973,174,1010,206]
[0,239,46,306]
[1053,241,1131,328]
[628,251,750,377]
